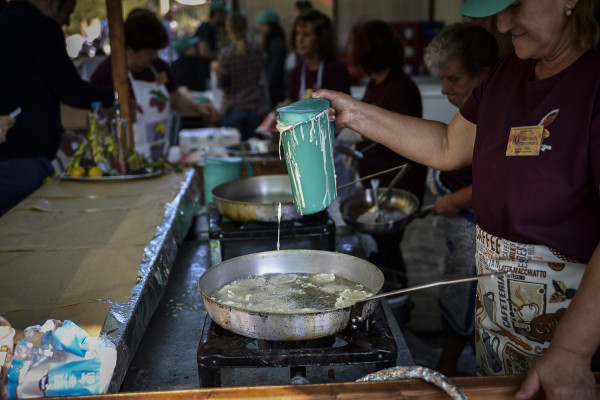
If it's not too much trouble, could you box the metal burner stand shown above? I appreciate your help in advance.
[207,205,336,265]
[197,303,398,387]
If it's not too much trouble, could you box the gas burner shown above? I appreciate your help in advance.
[207,205,335,265]
[197,303,398,387]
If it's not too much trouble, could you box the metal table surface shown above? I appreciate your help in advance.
[119,216,414,392]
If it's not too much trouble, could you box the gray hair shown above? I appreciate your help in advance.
[424,22,499,78]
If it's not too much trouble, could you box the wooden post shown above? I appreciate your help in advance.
[105,0,134,149]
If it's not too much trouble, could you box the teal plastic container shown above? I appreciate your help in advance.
[277,98,336,215]
[203,156,253,213]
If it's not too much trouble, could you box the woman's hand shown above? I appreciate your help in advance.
[312,89,359,129]
[516,345,596,399]
[0,115,16,143]
[432,194,461,217]
[197,103,220,122]
[432,185,472,217]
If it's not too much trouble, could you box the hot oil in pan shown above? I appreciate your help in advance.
[210,273,372,313]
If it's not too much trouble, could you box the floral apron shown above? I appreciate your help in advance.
[128,67,171,160]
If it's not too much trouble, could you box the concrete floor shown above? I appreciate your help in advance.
[399,204,476,377]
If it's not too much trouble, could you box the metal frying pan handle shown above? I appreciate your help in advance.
[414,204,434,218]
[336,164,407,191]
[377,163,411,204]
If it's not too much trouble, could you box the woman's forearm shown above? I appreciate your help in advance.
[314,89,475,171]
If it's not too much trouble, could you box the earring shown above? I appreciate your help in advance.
[565,4,573,16]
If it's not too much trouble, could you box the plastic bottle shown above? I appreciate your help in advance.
[88,101,107,167]
[111,92,129,175]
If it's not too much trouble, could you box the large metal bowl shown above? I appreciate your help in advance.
[224,140,281,158]
[211,175,301,222]
[197,250,384,341]
[340,188,421,235]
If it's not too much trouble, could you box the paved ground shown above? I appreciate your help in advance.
[397,192,476,376]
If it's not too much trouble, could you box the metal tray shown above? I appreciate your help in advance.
[60,170,163,181]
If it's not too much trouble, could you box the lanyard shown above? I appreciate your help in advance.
[299,60,324,100]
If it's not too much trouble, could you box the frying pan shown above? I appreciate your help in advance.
[340,188,433,235]
[197,250,384,341]
[197,250,504,341]
[211,175,301,222]
[211,167,407,223]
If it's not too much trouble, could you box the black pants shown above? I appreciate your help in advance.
[368,230,408,288]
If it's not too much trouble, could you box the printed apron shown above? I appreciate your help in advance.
[474,226,585,375]
[427,169,477,336]
[129,67,171,160]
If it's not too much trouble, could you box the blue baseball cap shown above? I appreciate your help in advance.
[460,0,515,18]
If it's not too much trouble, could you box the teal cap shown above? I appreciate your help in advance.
[460,0,514,17]
[277,98,330,125]
[256,9,279,24]
[210,1,229,13]
[172,35,199,55]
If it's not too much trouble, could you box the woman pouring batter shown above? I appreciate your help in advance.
[314,0,600,398]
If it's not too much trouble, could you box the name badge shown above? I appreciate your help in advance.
[506,125,544,156]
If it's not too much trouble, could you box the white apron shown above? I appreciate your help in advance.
[474,225,585,375]
[128,67,171,160]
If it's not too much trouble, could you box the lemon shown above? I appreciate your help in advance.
[88,166,103,177]
[69,166,85,177]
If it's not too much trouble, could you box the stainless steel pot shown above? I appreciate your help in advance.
[224,140,281,158]
[340,188,432,235]
[211,175,301,222]
[197,250,384,341]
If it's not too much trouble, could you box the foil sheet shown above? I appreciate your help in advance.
[101,169,201,392]
[357,366,468,400]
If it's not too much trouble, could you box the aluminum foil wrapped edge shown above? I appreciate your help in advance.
[357,366,469,400]
[101,169,201,392]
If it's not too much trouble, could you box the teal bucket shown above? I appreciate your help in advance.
[276,98,336,215]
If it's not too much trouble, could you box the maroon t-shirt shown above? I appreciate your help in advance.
[440,166,472,193]
[461,50,600,262]
[90,56,177,96]
[285,57,350,101]
[357,68,426,201]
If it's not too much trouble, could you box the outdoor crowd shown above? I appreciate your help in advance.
[0,0,599,399]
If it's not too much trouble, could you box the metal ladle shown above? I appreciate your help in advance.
[337,164,407,191]
[349,272,509,326]
[370,178,383,223]
[334,141,378,159]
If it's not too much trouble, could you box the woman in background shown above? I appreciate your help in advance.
[256,9,287,109]
[423,22,499,376]
[349,19,426,289]
[283,10,350,104]
[92,8,218,159]
[216,13,263,140]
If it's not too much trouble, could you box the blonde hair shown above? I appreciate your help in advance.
[226,14,248,57]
